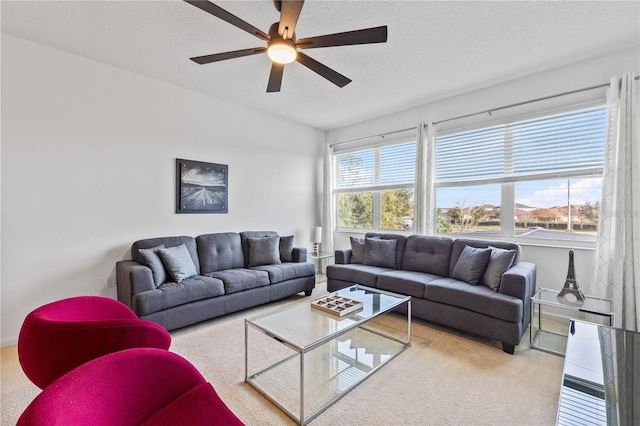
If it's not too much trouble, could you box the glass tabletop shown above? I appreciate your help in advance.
[557,320,639,425]
[533,288,613,316]
[246,285,410,351]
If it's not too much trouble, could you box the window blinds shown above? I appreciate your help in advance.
[436,105,607,186]
[335,141,416,191]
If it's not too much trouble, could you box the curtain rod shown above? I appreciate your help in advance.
[434,75,639,126]
[330,126,417,148]
[331,75,638,147]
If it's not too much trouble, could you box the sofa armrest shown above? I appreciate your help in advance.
[500,261,536,300]
[292,247,307,262]
[116,260,155,310]
[500,261,537,324]
[335,249,352,264]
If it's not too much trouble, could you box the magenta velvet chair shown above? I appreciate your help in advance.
[18,296,171,389]
[17,348,245,425]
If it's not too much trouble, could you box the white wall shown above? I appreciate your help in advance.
[1,35,324,345]
[328,46,639,295]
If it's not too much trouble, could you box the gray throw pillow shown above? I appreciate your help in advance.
[157,243,197,283]
[451,245,492,285]
[350,237,365,264]
[363,238,397,269]
[248,236,281,267]
[279,235,294,262]
[483,246,517,291]
[138,244,166,287]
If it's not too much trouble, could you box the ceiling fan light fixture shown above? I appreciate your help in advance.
[267,39,297,64]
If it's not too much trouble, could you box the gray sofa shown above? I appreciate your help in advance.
[116,231,315,331]
[326,233,537,354]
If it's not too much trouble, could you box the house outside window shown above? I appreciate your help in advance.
[435,103,607,244]
[334,140,416,232]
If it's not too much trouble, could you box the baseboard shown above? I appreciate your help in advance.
[2,336,18,347]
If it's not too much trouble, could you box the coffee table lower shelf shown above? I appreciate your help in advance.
[245,324,409,425]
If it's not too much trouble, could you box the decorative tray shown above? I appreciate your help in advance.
[311,295,363,317]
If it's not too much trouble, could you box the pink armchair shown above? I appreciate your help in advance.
[18,296,171,389]
[17,348,245,425]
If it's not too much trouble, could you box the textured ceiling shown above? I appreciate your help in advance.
[2,1,639,130]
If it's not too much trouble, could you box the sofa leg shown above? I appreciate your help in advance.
[502,342,515,354]
[304,290,313,296]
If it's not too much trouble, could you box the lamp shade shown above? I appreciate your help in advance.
[310,227,322,243]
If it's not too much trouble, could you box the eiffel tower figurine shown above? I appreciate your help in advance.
[557,248,585,306]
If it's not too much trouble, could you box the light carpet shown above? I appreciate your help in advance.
[1,282,564,425]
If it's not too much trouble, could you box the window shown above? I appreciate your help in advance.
[335,141,416,231]
[435,104,606,243]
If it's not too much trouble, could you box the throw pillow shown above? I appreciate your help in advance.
[451,245,492,285]
[157,243,198,283]
[483,246,517,291]
[363,238,397,269]
[350,237,366,264]
[248,236,281,267]
[279,235,294,262]
[138,244,167,287]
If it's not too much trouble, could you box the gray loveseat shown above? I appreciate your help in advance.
[326,233,537,354]
[116,231,315,331]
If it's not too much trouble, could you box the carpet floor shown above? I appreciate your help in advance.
[1,282,564,425]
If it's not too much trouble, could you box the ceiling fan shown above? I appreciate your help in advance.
[184,0,388,92]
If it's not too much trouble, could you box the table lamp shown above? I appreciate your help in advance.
[310,227,322,256]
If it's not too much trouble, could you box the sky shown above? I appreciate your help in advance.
[437,177,603,209]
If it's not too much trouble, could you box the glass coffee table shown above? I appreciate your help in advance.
[245,285,411,425]
[557,320,638,425]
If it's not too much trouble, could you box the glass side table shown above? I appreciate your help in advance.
[530,288,613,356]
[308,252,334,282]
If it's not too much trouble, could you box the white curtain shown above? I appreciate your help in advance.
[413,123,428,235]
[591,73,640,331]
[321,143,335,254]
[414,122,437,235]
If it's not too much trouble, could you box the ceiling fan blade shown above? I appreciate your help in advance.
[278,0,304,38]
[296,52,351,88]
[184,0,270,41]
[267,63,285,92]
[297,26,387,49]
[190,47,267,64]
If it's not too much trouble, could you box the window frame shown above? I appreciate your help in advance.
[434,100,607,248]
[333,137,416,233]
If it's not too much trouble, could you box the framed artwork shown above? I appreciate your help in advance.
[176,159,228,214]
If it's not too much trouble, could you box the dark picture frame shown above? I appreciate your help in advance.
[176,159,228,214]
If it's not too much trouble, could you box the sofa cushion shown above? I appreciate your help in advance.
[425,277,523,322]
[363,238,397,269]
[208,269,270,294]
[483,246,517,291]
[326,264,389,288]
[402,235,453,277]
[133,275,225,316]
[449,239,520,277]
[365,233,407,270]
[377,270,441,298]
[247,236,281,267]
[279,236,294,262]
[350,237,365,264]
[132,236,200,275]
[157,244,198,283]
[451,245,492,285]
[240,231,279,266]
[138,245,167,287]
[250,262,315,283]
[196,233,244,274]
